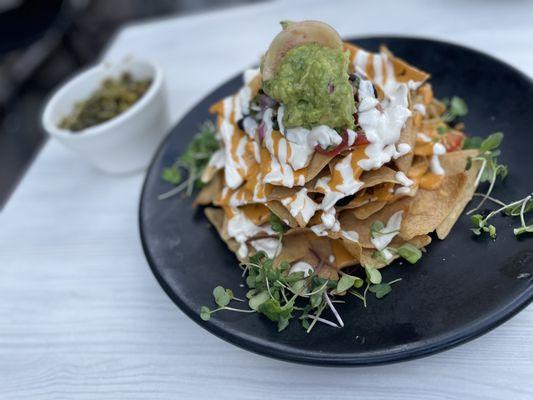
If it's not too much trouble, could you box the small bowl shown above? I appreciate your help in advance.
[42,57,169,174]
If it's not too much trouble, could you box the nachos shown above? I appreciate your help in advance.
[161,21,526,331]
[198,21,478,274]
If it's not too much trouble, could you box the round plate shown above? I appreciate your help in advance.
[139,37,533,365]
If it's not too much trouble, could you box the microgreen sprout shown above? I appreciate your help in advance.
[441,96,468,122]
[470,193,533,239]
[201,245,403,332]
[466,132,507,215]
[159,120,218,200]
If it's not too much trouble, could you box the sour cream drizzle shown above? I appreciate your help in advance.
[226,208,275,258]
[281,188,319,225]
[356,79,412,171]
[370,210,403,250]
[430,142,447,175]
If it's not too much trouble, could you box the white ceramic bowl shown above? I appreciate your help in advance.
[42,58,169,174]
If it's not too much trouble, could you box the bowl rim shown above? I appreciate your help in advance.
[42,57,164,140]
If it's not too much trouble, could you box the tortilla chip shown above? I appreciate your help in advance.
[241,204,270,225]
[352,200,387,219]
[266,201,299,228]
[273,232,310,267]
[305,152,335,182]
[360,166,398,188]
[360,234,432,269]
[195,171,223,206]
[440,149,479,176]
[330,238,359,269]
[395,111,417,172]
[339,197,411,248]
[436,159,482,239]
[400,173,467,240]
[204,207,242,258]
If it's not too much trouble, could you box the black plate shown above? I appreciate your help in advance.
[139,37,533,365]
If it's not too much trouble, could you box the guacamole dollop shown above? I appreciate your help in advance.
[262,43,355,130]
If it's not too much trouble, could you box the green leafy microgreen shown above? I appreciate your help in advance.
[213,286,233,307]
[442,96,468,122]
[269,212,286,234]
[396,243,422,264]
[159,120,219,199]
[364,266,382,284]
[335,272,363,293]
[368,283,392,299]
[462,136,483,150]
[368,278,402,300]
[200,306,211,321]
[467,132,508,216]
[470,194,533,239]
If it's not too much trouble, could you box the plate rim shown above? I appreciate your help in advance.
[139,35,533,366]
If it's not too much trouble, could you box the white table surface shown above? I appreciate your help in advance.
[1,0,532,398]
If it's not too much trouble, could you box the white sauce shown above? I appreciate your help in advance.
[262,108,315,186]
[321,207,340,232]
[407,80,422,90]
[395,171,414,187]
[356,79,412,171]
[207,149,225,169]
[353,49,370,77]
[243,68,260,85]
[417,132,432,142]
[394,186,413,196]
[235,86,252,120]
[346,129,357,146]
[316,153,364,211]
[286,125,342,150]
[226,209,274,258]
[341,230,360,242]
[328,255,335,264]
[430,142,447,175]
[251,237,281,259]
[281,188,319,225]
[242,116,257,138]
[413,103,426,116]
[220,119,244,189]
[277,105,285,134]
[289,261,314,277]
[310,208,341,237]
[370,210,403,250]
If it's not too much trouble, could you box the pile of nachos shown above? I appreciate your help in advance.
[167,21,485,331]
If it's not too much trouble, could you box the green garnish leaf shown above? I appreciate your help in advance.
[514,224,533,236]
[462,136,483,150]
[479,132,504,153]
[504,198,533,216]
[397,243,422,264]
[269,212,286,233]
[442,96,468,122]
[336,274,356,293]
[365,267,382,284]
[161,167,182,185]
[368,283,392,299]
[200,306,211,321]
[450,96,468,117]
[248,291,270,311]
[370,221,385,238]
[159,120,219,198]
[213,286,232,307]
